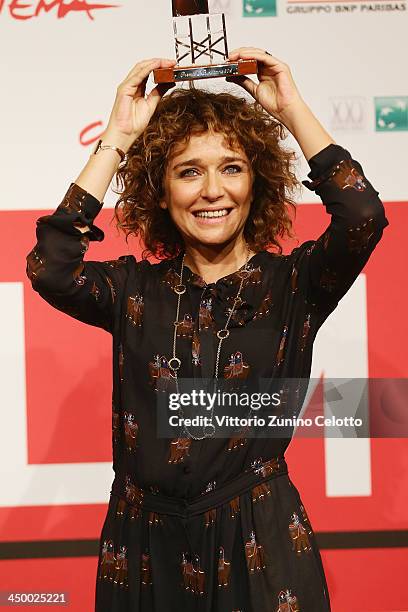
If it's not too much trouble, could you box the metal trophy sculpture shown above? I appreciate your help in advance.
[154,0,257,83]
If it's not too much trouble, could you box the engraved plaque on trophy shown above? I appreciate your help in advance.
[154,0,258,83]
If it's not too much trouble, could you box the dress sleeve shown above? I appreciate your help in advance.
[293,144,389,318]
[26,182,132,334]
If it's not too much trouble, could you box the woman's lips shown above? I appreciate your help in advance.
[192,209,233,225]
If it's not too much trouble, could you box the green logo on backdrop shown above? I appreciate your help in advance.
[375,97,408,132]
[243,0,277,17]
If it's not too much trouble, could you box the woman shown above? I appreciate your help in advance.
[26,49,388,611]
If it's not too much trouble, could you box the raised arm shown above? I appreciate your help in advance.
[225,47,388,315]
[295,143,388,315]
[26,58,176,332]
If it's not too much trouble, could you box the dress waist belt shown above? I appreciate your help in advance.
[110,455,288,519]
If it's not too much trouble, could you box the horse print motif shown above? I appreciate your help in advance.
[245,531,266,573]
[148,355,177,392]
[113,545,128,587]
[126,294,144,326]
[176,313,194,338]
[125,476,144,507]
[181,553,206,595]
[331,158,367,192]
[99,539,115,581]
[276,588,300,611]
[224,351,250,379]
[252,482,271,503]
[168,437,192,464]
[288,512,312,554]
[251,457,281,478]
[199,298,215,330]
[123,412,138,452]
[204,508,216,527]
[218,546,231,587]
[229,496,240,518]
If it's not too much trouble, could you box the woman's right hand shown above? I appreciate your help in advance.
[102,58,177,152]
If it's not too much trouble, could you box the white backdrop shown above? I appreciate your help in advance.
[1,0,407,213]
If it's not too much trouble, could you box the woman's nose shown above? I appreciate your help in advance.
[200,171,225,200]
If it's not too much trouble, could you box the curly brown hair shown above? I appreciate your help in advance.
[113,86,300,260]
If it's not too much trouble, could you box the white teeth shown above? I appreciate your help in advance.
[195,209,229,218]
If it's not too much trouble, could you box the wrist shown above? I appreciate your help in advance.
[100,129,137,155]
[277,98,311,133]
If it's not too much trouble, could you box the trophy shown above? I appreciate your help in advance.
[154,0,257,83]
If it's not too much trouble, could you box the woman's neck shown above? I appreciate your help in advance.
[183,241,257,284]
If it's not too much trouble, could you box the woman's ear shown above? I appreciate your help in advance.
[159,200,168,210]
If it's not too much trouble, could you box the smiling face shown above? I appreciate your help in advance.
[160,131,254,251]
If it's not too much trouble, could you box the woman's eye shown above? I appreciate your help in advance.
[179,165,241,177]
[180,169,199,177]
[224,165,241,174]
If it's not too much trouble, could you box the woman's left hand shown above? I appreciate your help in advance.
[226,47,305,124]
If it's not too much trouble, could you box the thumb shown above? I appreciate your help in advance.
[146,82,176,112]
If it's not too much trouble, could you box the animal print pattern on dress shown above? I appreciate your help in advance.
[245,531,266,573]
[224,351,250,380]
[181,554,206,595]
[148,355,177,392]
[347,217,375,253]
[168,437,192,464]
[123,412,138,452]
[276,588,300,611]
[98,540,129,588]
[126,293,144,326]
[218,547,231,587]
[330,158,367,192]
[288,513,312,554]
[252,482,272,503]
[176,314,194,338]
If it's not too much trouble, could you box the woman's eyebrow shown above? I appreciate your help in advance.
[172,156,248,170]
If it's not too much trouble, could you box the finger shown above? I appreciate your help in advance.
[122,58,177,88]
[228,48,286,69]
[146,82,176,112]
[226,75,257,98]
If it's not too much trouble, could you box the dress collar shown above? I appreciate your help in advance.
[172,250,268,289]
[161,251,273,329]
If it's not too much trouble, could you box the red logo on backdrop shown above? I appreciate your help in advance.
[80,122,105,147]
[0,0,119,20]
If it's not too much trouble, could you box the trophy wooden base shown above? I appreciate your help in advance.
[153,59,258,83]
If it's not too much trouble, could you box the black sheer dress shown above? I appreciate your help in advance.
[26,144,388,612]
